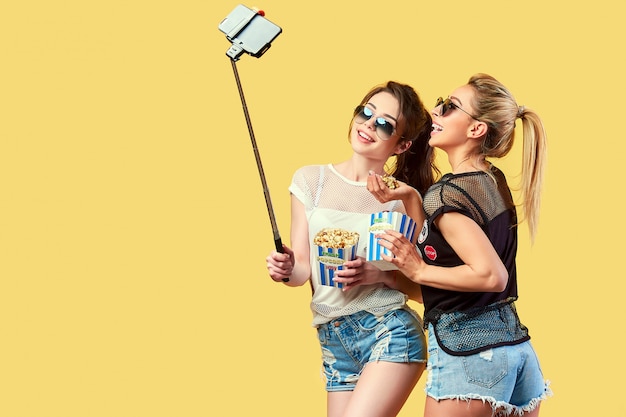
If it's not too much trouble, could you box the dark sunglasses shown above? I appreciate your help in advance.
[353,106,397,140]
[435,97,480,121]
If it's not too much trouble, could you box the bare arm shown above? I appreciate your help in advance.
[335,260,423,303]
[265,194,311,287]
[385,271,423,303]
[376,212,508,293]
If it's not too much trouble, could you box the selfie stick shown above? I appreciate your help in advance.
[230,59,285,256]
[223,7,289,282]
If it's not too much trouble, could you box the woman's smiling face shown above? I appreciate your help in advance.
[350,91,404,158]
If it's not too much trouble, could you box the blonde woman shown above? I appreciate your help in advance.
[376,74,552,416]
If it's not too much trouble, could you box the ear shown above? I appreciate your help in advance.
[394,140,412,155]
[469,121,488,139]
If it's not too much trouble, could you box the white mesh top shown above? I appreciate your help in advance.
[289,164,413,327]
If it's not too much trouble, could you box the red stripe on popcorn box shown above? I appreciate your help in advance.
[316,245,357,288]
[367,212,416,271]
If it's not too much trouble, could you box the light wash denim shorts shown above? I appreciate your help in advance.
[316,308,427,392]
[425,324,552,415]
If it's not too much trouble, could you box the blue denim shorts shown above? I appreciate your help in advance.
[316,308,427,392]
[425,324,552,415]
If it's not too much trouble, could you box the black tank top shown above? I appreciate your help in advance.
[416,166,519,324]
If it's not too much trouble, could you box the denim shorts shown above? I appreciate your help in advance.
[316,308,427,392]
[425,324,552,415]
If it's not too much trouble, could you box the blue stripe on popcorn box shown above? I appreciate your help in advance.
[317,245,358,288]
[367,212,416,270]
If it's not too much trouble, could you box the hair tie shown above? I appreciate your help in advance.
[517,105,525,119]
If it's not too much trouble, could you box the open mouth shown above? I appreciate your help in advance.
[358,130,375,142]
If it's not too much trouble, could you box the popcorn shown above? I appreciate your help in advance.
[313,228,359,248]
[381,174,399,189]
[367,212,416,271]
[314,228,360,288]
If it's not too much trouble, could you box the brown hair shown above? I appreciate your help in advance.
[351,81,440,196]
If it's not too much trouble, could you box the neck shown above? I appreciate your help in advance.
[334,158,386,182]
[451,155,486,174]
[452,156,470,173]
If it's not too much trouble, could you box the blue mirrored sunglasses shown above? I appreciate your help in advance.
[353,106,397,140]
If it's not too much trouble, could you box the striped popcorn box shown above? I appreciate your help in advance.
[315,245,358,288]
[366,211,416,271]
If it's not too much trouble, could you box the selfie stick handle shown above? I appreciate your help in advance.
[230,58,289,282]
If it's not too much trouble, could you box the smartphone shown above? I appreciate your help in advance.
[218,4,282,59]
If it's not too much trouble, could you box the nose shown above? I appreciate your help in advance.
[363,117,377,130]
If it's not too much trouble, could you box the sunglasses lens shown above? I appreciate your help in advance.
[354,106,395,140]
[435,97,451,116]
[354,106,373,123]
[375,118,394,139]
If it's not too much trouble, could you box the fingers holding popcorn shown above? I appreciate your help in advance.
[334,257,390,291]
[333,257,363,289]
[367,171,406,204]
[314,228,360,288]
[381,174,399,189]
[375,230,425,280]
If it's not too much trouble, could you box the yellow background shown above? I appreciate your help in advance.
[1,1,623,416]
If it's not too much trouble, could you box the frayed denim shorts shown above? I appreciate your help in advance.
[316,308,427,392]
[425,324,552,415]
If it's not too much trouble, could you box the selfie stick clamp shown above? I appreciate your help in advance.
[223,7,275,61]
[220,5,288,281]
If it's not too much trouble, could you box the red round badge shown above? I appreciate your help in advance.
[424,245,437,261]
